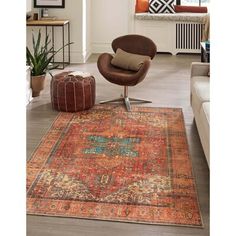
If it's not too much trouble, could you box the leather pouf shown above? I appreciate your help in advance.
[50,71,96,112]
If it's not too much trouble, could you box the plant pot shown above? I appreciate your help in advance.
[31,74,46,97]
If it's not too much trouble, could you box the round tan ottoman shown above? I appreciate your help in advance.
[50,71,96,112]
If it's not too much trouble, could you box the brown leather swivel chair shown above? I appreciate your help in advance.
[97,34,157,111]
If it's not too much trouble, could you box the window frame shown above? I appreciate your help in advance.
[176,1,205,6]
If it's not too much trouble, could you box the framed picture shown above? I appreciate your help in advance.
[34,0,65,8]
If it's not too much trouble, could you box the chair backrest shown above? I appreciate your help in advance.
[112,34,157,60]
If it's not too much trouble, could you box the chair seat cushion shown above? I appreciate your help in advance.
[111,48,151,71]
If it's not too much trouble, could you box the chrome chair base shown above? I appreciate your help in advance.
[100,86,151,112]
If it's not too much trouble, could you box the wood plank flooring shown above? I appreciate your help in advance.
[27,53,209,236]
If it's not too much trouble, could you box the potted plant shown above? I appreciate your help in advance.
[26,30,72,97]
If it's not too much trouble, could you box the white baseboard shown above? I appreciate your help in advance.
[55,50,92,64]
[83,48,92,63]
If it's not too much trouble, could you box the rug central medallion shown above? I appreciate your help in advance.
[27,105,202,227]
[84,135,140,158]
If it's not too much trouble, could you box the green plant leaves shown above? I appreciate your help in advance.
[26,29,73,76]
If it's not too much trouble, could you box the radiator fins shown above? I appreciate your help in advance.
[176,23,203,50]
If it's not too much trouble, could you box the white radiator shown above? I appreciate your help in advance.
[176,23,203,52]
[134,15,206,55]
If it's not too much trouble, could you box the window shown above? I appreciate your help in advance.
[178,0,210,7]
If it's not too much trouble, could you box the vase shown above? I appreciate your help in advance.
[31,74,46,97]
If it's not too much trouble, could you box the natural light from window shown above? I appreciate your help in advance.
[181,0,210,7]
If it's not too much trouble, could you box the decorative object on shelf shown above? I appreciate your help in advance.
[34,0,65,8]
[26,30,73,97]
[27,105,203,227]
[26,14,31,20]
[42,8,49,17]
[33,13,38,20]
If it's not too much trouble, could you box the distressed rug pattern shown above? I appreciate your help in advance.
[27,105,202,227]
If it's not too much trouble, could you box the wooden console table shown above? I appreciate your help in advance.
[27,19,71,69]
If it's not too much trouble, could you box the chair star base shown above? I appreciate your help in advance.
[100,96,151,112]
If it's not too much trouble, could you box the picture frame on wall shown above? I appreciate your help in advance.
[34,0,65,8]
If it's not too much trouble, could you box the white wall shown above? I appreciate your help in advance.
[26,0,135,62]
[87,0,92,60]
[83,0,92,61]
[47,0,84,62]
[26,0,32,13]
[91,0,135,53]
[27,0,90,63]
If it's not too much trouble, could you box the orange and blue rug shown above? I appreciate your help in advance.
[27,105,202,227]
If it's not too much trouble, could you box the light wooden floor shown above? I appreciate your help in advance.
[27,53,209,236]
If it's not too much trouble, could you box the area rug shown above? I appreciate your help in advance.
[27,105,203,227]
